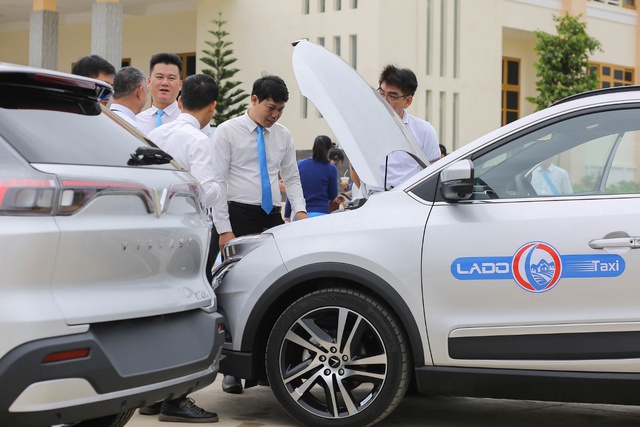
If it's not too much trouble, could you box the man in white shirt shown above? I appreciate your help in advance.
[71,54,115,106]
[141,74,220,424]
[109,66,147,131]
[211,75,308,394]
[362,65,441,195]
[531,157,573,195]
[136,53,183,135]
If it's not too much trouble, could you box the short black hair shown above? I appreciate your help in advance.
[180,74,219,110]
[71,55,116,79]
[378,64,418,96]
[149,53,183,76]
[113,66,146,99]
[329,146,345,164]
[252,74,289,103]
[312,135,332,163]
[439,144,447,156]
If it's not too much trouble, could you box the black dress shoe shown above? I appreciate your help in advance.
[138,401,162,415]
[221,375,243,394]
[158,397,218,423]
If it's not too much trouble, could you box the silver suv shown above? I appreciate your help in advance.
[0,64,224,427]
[213,41,640,426]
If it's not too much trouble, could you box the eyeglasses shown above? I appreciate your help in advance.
[376,87,409,102]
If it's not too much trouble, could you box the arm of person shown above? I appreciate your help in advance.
[280,136,308,218]
[219,231,236,254]
[284,198,292,222]
[294,211,309,221]
[188,135,219,208]
[421,122,442,164]
[349,163,361,188]
[211,126,233,236]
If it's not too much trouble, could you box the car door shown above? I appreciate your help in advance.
[421,105,640,373]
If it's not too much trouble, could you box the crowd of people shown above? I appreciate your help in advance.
[71,52,445,424]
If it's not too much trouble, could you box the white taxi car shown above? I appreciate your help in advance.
[213,40,640,426]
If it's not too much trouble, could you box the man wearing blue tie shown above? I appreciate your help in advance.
[530,157,573,196]
[136,53,183,136]
[211,75,309,393]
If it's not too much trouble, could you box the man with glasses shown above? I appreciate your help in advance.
[363,64,440,195]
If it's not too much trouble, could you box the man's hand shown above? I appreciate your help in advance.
[294,211,310,221]
[219,231,236,254]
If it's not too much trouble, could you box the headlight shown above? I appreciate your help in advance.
[210,233,273,290]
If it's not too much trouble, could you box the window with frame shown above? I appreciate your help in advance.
[472,107,640,200]
[501,57,520,126]
[588,0,635,9]
[176,52,196,81]
[590,62,634,88]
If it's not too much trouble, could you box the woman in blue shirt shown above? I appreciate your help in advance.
[285,135,341,220]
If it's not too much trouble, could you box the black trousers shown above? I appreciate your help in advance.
[206,202,283,281]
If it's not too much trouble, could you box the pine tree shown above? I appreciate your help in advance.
[200,12,248,126]
[526,13,602,111]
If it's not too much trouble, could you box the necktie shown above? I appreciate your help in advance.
[257,126,272,214]
[155,109,164,127]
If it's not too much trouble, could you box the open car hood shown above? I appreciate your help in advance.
[292,40,428,188]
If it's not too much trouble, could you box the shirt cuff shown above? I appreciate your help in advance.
[213,220,232,234]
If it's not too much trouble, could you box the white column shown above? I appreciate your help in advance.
[29,0,58,70]
[91,0,123,70]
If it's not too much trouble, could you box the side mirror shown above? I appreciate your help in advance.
[440,159,474,201]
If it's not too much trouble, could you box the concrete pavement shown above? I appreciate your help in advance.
[128,376,640,426]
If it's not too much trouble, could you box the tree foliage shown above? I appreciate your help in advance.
[526,13,602,111]
[200,11,248,126]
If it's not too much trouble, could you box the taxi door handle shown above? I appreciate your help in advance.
[589,232,640,250]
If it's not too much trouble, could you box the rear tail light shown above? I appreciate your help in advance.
[0,176,57,215]
[0,173,205,217]
[58,179,153,215]
[0,150,204,217]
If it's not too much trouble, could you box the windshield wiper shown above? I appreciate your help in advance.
[127,146,173,166]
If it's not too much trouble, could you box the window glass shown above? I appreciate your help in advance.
[0,106,174,169]
[471,108,640,199]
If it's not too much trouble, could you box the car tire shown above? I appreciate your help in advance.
[266,288,410,427]
[66,409,135,427]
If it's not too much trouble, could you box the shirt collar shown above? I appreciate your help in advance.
[242,110,266,133]
[152,100,180,116]
[176,113,201,129]
[401,109,410,125]
[110,103,135,119]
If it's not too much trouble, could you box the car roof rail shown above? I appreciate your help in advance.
[552,84,640,107]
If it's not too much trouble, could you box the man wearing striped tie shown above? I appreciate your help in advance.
[136,53,183,136]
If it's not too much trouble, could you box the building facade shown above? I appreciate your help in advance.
[0,0,637,152]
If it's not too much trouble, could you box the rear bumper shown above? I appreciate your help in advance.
[0,309,224,427]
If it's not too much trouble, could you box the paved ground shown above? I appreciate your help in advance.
[128,376,640,426]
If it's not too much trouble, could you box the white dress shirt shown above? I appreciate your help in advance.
[531,163,573,195]
[147,113,219,208]
[110,103,141,131]
[364,110,440,194]
[136,100,180,136]
[211,111,306,234]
